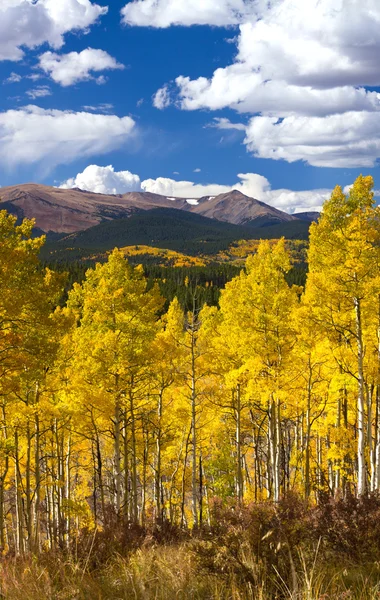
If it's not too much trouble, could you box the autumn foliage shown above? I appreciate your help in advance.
[1,175,380,564]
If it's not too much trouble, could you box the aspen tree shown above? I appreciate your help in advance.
[306,175,380,496]
[149,299,183,523]
[217,240,299,501]
[67,250,162,520]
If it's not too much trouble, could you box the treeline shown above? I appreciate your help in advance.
[0,175,379,555]
[47,260,307,312]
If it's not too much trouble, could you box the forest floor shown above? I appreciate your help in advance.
[2,495,380,600]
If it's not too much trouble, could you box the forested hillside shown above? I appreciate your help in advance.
[1,175,380,579]
[41,206,310,263]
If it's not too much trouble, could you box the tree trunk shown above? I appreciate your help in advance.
[191,327,198,528]
[235,384,244,503]
[129,389,138,524]
[155,390,163,523]
[355,297,367,496]
[114,395,122,515]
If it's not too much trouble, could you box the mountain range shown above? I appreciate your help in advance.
[0,183,317,233]
[0,183,317,260]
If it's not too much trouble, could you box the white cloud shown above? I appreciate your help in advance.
[210,117,246,131]
[27,73,43,82]
[95,75,107,85]
[82,103,114,112]
[60,164,141,194]
[121,0,253,27]
[143,173,330,213]
[38,48,123,87]
[60,164,332,213]
[147,0,380,168]
[0,0,108,62]
[194,168,201,173]
[176,70,380,117]
[173,0,380,97]
[141,177,232,198]
[0,106,136,169]
[244,111,380,168]
[4,72,22,84]
[153,86,171,110]
[26,86,52,99]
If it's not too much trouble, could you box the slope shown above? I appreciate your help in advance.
[41,207,311,262]
[1,184,304,233]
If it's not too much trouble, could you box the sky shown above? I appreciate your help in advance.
[1,0,380,214]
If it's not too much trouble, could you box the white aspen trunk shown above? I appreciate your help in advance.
[129,389,138,524]
[65,435,71,549]
[189,304,198,529]
[15,429,24,555]
[274,398,281,502]
[191,359,198,527]
[326,434,334,494]
[235,384,244,503]
[114,373,123,518]
[355,297,367,496]
[0,407,9,552]
[305,375,311,499]
[123,414,129,520]
[156,390,163,522]
[26,417,32,552]
[334,396,341,493]
[316,434,322,491]
[268,400,275,499]
[375,299,380,490]
[34,409,41,553]
[368,385,376,492]
[375,388,380,490]
[114,396,122,515]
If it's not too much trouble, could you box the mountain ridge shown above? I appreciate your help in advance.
[40,206,311,262]
[0,183,310,234]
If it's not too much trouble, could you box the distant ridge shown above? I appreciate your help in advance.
[0,183,308,234]
[293,211,320,222]
[41,207,311,262]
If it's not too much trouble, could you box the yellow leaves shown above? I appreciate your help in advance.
[118,245,207,268]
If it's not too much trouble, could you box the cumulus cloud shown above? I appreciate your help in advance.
[172,0,380,96]
[176,70,380,117]
[244,111,380,168]
[140,177,232,197]
[141,173,331,213]
[0,0,108,62]
[0,106,136,169]
[153,86,171,110]
[61,164,142,194]
[144,0,380,167]
[38,48,124,86]
[121,0,253,27]
[61,164,331,213]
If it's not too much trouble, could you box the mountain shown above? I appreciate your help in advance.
[0,184,183,233]
[193,189,295,226]
[0,183,301,233]
[294,211,320,222]
[41,207,311,262]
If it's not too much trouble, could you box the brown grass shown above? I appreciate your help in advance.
[2,496,380,599]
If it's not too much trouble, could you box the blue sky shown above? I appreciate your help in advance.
[1,0,380,214]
